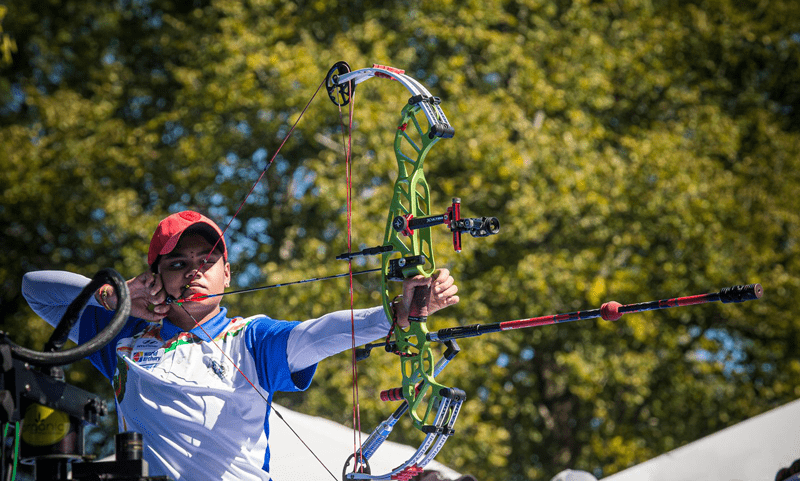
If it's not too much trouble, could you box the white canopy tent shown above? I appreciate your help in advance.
[603,398,800,481]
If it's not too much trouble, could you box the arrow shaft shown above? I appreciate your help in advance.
[169,268,381,304]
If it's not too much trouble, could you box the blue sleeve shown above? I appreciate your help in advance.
[78,305,149,380]
[22,270,99,342]
[22,270,146,380]
[244,317,317,393]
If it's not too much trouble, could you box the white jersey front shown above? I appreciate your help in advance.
[112,313,304,480]
[21,270,390,480]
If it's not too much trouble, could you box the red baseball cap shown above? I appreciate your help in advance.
[147,211,227,267]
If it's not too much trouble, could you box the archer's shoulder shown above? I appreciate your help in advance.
[237,314,299,336]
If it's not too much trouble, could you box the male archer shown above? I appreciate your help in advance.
[22,210,459,480]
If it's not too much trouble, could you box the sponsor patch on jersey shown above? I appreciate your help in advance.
[137,338,162,347]
[131,349,163,367]
[130,337,164,368]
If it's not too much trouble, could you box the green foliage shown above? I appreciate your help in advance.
[2,0,799,480]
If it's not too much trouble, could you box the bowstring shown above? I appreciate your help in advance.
[333,77,365,473]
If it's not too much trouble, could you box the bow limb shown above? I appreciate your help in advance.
[328,65,454,139]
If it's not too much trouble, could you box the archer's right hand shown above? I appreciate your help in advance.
[96,271,169,322]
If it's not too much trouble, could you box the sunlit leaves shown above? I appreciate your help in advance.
[2,0,799,479]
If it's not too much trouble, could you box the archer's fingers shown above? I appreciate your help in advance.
[431,284,459,313]
[430,269,459,312]
[435,283,459,300]
[127,271,152,296]
[434,267,452,281]
[432,269,455,292]
[440,294,460,308]
[125,272,168,317]
[131,295,169,321]
[148,276,167,304]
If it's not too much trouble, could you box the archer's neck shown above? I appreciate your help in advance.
[167,305,222,332]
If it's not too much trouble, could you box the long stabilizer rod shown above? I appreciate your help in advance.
[426,283,763,342]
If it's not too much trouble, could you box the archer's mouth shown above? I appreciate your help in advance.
[180,284,207,296]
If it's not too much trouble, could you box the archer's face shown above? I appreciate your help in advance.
[156,232,230,306]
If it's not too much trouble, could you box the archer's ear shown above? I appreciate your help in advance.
[224,262,231,288]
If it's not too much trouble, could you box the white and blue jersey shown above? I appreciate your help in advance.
[22,271,390,480]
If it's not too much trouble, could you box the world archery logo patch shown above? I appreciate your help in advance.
[131,349,163,367]
[130,336,164,368]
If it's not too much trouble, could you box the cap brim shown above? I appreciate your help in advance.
[155,223,227,262]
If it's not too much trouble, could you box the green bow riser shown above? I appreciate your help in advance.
[380,102,449,430]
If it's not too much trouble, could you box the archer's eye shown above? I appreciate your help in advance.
[165,260,186,270]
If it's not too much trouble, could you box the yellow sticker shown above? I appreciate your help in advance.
[21,404,71,446]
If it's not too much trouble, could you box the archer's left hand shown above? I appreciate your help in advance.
[396,268,460,328]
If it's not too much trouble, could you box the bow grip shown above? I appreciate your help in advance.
[408,285,430,322]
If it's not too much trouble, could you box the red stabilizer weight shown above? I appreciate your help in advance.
[381,383,422,402]
[601,301,623,321]
[380,387,403,402]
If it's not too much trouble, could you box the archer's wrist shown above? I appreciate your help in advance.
[390,295,410,328]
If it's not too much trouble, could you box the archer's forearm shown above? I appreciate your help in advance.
[286,306,390,372]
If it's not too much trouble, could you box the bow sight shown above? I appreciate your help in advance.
[337,196,501,276]
[391,198,500,252]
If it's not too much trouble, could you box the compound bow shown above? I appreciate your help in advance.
[325,62,499,480]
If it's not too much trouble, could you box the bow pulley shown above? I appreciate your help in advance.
[326,61,355,107]
[326,61,455,139]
